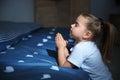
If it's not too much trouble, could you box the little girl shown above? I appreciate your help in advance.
[55,13,115,80]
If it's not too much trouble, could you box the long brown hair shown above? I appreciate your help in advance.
[80,13,116,62]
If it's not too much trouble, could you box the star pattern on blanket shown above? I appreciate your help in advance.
[0,27,81,80]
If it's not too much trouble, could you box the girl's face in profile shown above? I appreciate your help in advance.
[70,15,90,42]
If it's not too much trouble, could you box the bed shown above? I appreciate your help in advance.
[0,21,91,80]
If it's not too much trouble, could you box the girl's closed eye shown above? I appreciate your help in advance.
[74,22,79,27]
[74,22,77,27]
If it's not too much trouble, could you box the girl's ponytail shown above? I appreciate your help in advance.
[100,21,116,62]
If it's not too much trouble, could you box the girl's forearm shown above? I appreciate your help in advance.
[58,47,68,66]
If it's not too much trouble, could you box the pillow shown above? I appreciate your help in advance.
[0,21,43,51]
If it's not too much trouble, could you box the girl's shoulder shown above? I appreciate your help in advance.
[76,41,95,47]
[75,41,98,51]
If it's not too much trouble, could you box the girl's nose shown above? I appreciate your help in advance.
[71,24,74,28]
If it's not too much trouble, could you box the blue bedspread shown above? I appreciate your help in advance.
[0,27,91,80]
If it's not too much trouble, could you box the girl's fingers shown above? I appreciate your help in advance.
[55,33,65,42]
[66,40,68,44]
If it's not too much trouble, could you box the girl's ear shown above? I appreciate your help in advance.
[83,31,92,39]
